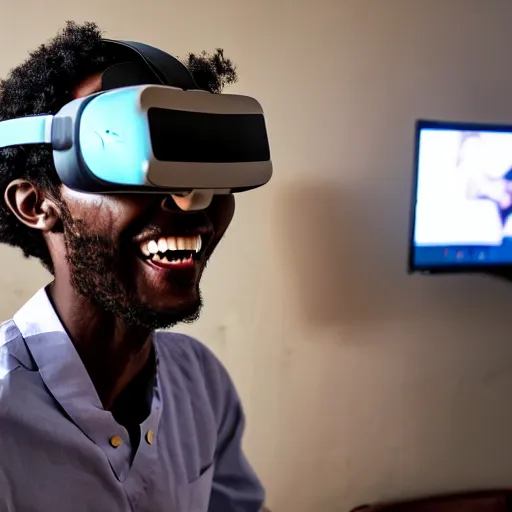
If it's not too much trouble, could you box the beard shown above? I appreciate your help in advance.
[60,208,202,330]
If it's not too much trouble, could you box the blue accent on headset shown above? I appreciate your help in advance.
[0,115,51,146]
[79,88,150,186]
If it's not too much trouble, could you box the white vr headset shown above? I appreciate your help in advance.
[0,40,273,210]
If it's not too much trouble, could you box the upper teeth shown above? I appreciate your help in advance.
[141,235,202,256]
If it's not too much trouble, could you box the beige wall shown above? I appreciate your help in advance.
[1,1,512,511]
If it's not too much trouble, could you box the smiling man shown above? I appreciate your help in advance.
[0,21,268,512]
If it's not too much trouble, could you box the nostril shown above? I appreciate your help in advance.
[160,195,181,211]
[160,190,214,211]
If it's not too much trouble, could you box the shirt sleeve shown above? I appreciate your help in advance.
[194,341,266,512]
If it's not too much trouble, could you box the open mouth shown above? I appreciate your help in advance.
[139,235,202,269]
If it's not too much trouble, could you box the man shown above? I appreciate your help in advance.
[0,21,265,511]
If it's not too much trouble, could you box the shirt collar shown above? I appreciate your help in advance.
[13,286,104,410]
[12,286,163,480]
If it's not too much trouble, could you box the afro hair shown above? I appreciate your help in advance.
[0,21,238,273]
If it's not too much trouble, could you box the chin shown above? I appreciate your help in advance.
[138,279,202,313]
[118,291,202,331]
[147,292,201,314]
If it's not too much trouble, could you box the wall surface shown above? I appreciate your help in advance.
[1,1,512,511]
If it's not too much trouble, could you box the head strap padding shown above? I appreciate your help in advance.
[103,39,199,90]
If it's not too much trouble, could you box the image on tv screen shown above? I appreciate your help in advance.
[410,120,512,271]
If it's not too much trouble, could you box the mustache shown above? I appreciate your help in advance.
[131,209,214,245]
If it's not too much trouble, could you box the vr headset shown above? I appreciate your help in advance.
[0,40,272,210]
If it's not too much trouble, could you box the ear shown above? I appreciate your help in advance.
[4,179,60,232]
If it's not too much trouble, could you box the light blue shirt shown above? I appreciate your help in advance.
[0,287,264,511]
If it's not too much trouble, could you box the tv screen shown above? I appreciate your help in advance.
[409,119,512,273]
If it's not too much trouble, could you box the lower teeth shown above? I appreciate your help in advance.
[151,254,191,264]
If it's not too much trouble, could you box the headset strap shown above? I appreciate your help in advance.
[0,115,52,148]
[104,39,198,90]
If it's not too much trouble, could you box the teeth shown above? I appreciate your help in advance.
[158,238,168,253]
[147,240,159,254]
[166,237,177,251]
[140,235,202,257]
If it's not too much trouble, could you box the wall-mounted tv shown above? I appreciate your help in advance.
[409,119,512,274]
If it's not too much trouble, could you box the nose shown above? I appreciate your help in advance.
[161,190,214,211]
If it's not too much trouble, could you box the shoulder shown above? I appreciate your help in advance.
[0,319,30,378]
[154,330,224,375]
[0,318,23,345]
[154,331,240,411]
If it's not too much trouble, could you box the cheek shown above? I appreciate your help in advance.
[59,187,147,233]
[208,195,235,237]
[60,187,112,227]
[60,186,105,208]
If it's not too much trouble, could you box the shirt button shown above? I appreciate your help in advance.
[145,430,155,445]
[110,435,123,448]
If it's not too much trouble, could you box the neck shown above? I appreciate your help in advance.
[48,278,154,410]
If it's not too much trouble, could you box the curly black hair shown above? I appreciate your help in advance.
[0,21,238,274]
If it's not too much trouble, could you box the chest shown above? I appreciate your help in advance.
[0,371,218,512]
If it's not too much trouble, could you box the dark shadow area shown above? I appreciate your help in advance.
[266,177,512,512]
[274,178,512,330]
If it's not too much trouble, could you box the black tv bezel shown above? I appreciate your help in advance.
[408,118,512,275]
